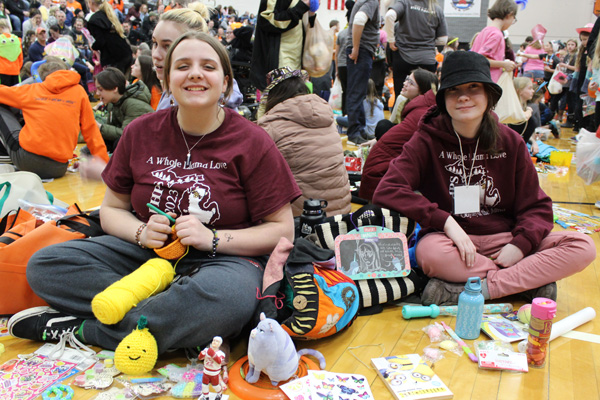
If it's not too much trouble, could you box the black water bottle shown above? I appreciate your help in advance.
[299,199,328,237]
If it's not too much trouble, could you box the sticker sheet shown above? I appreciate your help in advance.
[0,355,77,400]
[280,371,374,400]
[0,317,8,337]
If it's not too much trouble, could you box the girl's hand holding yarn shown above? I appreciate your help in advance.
[174,215,214,251]
[143,214,175,249]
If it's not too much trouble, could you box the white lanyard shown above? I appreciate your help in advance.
[453,130,479,186]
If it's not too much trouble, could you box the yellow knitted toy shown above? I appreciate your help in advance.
[91,258,175,325]
[114,316,158,375]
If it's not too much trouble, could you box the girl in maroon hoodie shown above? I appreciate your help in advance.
[373,51,595,305]
[360,68,438,201]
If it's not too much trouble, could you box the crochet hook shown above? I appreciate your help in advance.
[146,203,176,224]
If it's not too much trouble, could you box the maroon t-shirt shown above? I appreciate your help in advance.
[102,107,301,229]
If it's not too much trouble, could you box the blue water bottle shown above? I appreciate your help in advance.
[455,277,484,340]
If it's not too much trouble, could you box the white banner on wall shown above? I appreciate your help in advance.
[443,0,482,18]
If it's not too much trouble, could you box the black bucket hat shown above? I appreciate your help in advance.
[436,51,503,112]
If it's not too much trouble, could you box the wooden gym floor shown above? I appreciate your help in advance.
[1,126,600,399]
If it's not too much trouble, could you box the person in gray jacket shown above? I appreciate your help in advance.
[95,67,154,152]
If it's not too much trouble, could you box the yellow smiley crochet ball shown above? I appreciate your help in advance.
[114,316,158,375]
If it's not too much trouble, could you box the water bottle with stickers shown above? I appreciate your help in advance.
[298,199,328,237]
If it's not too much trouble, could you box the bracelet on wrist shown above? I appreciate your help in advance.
[208,228,219,258]
[135,223,147,249]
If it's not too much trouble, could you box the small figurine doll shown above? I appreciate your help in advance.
[198,336,228,400]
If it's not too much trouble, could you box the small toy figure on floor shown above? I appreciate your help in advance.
[198,336,228,400]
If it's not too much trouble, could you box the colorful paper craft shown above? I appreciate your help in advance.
[553,205,600,234]
[0,355,77,400]
[480,315,528,343]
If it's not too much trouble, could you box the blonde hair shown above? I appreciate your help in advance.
[513,77,532,107]
[38,58,69,81]
[592,36,600,70]
[0,19,9,32]
[575,42,586,70]
[425,0,437,14]
[159,2,211,33]
[566,38,578,50]
[92,0,124,38]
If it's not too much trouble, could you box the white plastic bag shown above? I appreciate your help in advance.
[0,172,69,218]
[329,77,342,110]
[494,71,527,124]
[576,128,600,185]
[302,17,334,78]
[548,70,564,95]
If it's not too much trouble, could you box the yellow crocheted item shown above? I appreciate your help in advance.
[91,258,175,325]
[154,228,187,260]
[115,316,158,375]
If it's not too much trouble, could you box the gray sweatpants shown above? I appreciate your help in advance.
[27,235,265,354]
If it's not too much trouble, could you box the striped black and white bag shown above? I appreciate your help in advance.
[313,204,427,309]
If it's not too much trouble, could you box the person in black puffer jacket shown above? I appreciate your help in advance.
[87,0,132,74]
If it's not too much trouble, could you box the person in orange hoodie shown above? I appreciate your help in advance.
[0,59,109,179]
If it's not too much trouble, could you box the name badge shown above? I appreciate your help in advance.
[454,185,480,215]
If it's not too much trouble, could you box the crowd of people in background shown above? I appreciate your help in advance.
[0,0,596,191]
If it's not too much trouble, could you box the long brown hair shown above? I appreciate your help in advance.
[438,84,502,154]
[264,76,309,113]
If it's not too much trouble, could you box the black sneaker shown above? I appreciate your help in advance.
[8,306,83,342]
[519,282,557,303]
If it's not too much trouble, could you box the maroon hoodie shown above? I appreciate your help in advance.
[360,90,437,201]
[373,110,553,256]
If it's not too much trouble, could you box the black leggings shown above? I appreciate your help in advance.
[391,51,437,102]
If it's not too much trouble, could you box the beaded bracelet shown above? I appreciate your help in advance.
[135,223,147,249]
[42,384,74,400]
[208,228,219,258]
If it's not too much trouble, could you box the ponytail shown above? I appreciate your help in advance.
[93,0,125,38]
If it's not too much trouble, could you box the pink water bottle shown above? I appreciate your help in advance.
[525,297,557,368]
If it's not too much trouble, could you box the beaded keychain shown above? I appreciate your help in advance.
[41,384,74,400]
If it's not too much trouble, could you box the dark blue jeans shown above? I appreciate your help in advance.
[346,47,373,140]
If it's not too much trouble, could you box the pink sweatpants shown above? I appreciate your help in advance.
[415,231,596,299]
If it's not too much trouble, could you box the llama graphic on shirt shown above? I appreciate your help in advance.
[184,184,220,225]
[150,165,221,225]
[151,165,204,188]
[445,158,501,212]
